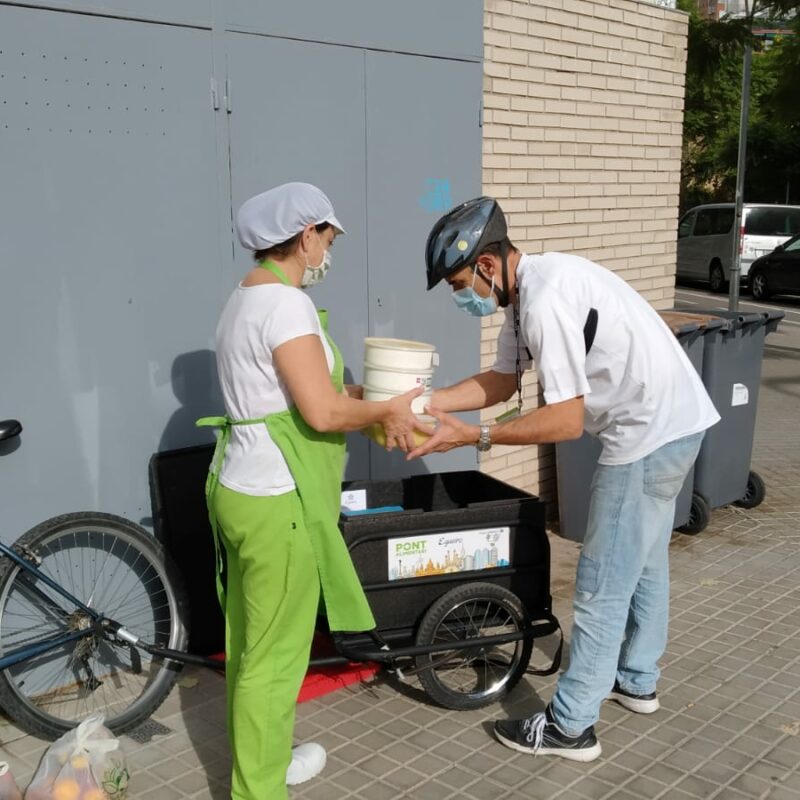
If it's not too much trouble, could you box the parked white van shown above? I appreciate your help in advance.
[676,203,800,292]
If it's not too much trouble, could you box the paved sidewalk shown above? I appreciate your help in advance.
[2,312,800,799]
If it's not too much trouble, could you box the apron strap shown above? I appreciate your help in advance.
[195,414,269,586]
[260,260,292,286]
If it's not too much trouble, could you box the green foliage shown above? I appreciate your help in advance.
[770,15,800,121]
[680,0,800,210]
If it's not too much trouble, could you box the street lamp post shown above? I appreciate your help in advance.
[729,43,752,312]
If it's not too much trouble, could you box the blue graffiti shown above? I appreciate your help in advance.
[418,179,453,213]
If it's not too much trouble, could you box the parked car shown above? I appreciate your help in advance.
[749,233,800,301]
[676,203,800,292]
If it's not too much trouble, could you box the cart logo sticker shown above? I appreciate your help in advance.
[388,527,510,581]
[731,383,749,407]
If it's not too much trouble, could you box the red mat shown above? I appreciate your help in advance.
[209,633,381,703]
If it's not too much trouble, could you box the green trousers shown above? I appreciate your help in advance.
[213,484,321,800]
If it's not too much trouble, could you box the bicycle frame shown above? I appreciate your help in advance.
[0,539,101,671]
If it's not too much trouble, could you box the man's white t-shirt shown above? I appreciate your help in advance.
[493,252,720,465]
[215,283,334,495]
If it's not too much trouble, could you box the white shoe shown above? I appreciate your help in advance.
[608,681,660,714]
[286,742,327,786]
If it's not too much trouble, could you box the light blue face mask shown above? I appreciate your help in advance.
[452,269,497,317]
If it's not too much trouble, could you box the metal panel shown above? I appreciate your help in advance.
[0,0,213,27]
[224,0,483,61]
[0,6,221,540]
[224,32,372,479]
[365,52,483,478]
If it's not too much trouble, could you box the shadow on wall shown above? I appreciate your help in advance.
[157,353,431,488]
[160,350,224,453]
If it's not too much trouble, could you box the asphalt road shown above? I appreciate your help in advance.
[674,283,800,351]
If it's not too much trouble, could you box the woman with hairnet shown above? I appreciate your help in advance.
[198,182,420,799]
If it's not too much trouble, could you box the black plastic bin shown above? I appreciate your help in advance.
[555,313,722,542]
[686,308,784,515]
[339,471,551,635]
[149,443,222,654]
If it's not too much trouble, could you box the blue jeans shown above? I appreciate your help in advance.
[550,432,704,736]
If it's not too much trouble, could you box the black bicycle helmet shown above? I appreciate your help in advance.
[425,197,508,290]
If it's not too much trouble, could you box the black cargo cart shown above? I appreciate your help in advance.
[150,448,562,710]
[330,471,562,710]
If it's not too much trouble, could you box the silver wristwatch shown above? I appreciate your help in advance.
[476,423,492,453]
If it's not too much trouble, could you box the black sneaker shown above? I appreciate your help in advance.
[493,706,601,762]
[608,680,660,714]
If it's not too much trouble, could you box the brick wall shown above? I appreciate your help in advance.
[480,0,689,508]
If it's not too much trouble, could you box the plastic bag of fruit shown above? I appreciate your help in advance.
[24,714,129,800]
[0,762,24,800]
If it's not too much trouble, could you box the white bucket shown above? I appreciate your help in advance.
[363,385,432,415]
[363,362,434,393]
[364,337,439,371]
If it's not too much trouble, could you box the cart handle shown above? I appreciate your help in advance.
[142,618,562,673]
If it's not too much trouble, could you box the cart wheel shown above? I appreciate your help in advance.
[414,582,532,711]
[735,470,766,509]
[676,492,711,535]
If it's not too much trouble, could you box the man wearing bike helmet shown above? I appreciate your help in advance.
[411,196,719,762]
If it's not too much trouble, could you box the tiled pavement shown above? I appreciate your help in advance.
[2,303,800,799]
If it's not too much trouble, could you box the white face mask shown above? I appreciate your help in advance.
[300,231,331,288]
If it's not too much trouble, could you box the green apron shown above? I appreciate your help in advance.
[197,261,375,633]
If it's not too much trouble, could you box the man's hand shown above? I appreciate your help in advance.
[406,406,479,460]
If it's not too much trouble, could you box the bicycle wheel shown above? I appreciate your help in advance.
[0,512,188,739]
[415,582,532,710]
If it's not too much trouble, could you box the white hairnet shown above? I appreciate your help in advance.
[235,182,345,251]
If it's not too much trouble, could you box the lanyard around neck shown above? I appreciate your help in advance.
[512,292,524,415]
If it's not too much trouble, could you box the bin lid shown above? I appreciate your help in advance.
[658,311,725,336]
[763,308,785,335]
[688,308,775,331]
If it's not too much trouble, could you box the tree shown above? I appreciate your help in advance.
[679,0,800,210]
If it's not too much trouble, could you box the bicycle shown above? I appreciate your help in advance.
[0,419,191,740]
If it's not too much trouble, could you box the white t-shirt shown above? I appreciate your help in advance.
[215,283,334,495]
[493,252,720,465]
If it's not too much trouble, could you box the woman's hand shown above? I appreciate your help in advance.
[381,387,425,453]
[344,384,364,400]
[406,406,479,460]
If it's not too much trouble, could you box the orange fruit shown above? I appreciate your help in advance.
[52,778,80,800]
[70,755,89,770]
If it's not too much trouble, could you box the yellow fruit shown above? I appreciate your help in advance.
[70,755,89,770]
[83,789,106,800]
[52,778,81,800]
[361,423,432,448]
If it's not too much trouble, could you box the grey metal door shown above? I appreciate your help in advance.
[0,6,220,539]
[365,51,482,478]
[224,32,371,478]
